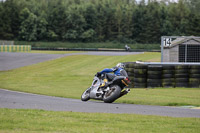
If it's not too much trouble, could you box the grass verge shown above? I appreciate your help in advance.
[117,88,200,106]
[13,50,83,54]
[0,108,199,133]
[28,50,83,54]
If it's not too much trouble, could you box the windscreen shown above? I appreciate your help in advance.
[120,69,128,77]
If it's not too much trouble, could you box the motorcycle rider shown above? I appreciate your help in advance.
[81,62,130,102]
[96,63,126,88]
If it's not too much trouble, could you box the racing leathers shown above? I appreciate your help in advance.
[98,67,124,88]
[99,67,123,76]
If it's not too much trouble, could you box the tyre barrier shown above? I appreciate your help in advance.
[175,65,189,87]
[189,65,200,88]
[124,62,200,88]
[162,65,175,88]
[147,65,162,88]
[133,64,147,88]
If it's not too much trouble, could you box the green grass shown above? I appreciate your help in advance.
[117,88,200,106]
[16,41,160,50]
[28,50,83,54]
[0,108,199,133]
[0,52,200,106]
[0,52,156,98]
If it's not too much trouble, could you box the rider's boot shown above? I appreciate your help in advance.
[100,79,108,88]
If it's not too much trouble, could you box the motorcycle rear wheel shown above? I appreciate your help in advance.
[103,85,121,103]
[81,88,90,101]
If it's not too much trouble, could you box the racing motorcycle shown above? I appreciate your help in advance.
[81,69,131,103]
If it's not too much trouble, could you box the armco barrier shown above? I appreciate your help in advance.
[0,45,31,52]
[124,61,200,88]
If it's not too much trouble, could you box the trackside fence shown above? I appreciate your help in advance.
[0,45,31,52]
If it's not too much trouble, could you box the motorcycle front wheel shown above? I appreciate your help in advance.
[81,88,90,101]
[103,85,121,103]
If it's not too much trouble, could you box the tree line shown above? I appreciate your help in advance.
[0,0,200,44]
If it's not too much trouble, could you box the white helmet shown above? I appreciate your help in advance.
[116,63,125,68]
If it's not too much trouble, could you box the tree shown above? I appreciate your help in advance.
[0,0,14,39]
[160,3,173,36]
[0,0,199,43]
[18,8,37,41]
[46,0,66,40]
[187,13,200,36]
[168,0,190,35]
[36,11,48,40]
[95,2,107,41]
[81,4,97,41]
[185,0,200,14]
[63,7,86,41]
[131,3,147,43]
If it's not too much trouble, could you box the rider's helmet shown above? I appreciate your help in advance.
[116,63,125,69]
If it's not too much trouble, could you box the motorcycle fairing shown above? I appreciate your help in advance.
[89,76,104,100]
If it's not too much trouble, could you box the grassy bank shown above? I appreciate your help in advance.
[117,88,200,106]
[15,41,160,50]
[1,52,200,106]
[0,108,199,133]
[28,50,82,54]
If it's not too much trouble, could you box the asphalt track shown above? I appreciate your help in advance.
[0,89,200,118]
[0,52,200,118]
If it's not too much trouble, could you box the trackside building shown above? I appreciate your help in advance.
[163,36,200,62]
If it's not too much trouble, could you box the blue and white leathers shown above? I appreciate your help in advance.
[100,67,123,76]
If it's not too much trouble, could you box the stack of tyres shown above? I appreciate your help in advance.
[124,62,135,88]
[189,65,200,88]
[162,65,175,88]
[175,65,189,87]
[147,65,162,88]
[134,64,147,88]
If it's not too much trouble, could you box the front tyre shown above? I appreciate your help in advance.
[81,88,90,101]
[103,85,121,103]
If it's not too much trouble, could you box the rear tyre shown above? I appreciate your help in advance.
[103,85,121,103]
[81,88,91,101]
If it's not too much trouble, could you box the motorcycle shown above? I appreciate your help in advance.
[81,69,131,103]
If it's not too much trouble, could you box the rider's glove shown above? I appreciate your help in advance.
[96,72,101,77]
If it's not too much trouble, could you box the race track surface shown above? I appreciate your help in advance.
[0,89,200,118]
[0,52,142,71]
